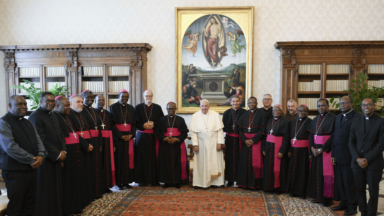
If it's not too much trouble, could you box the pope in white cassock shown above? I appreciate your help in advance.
[189,99,225,188]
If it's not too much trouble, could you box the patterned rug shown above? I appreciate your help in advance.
[78,187,349,215]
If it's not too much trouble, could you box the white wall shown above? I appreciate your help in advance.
[0,0,384,120]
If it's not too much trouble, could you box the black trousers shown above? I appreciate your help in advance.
[2,170,37,216]
[352,167,382,216]
[335,164,357,210]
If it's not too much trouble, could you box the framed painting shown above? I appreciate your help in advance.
[176,7,254,114]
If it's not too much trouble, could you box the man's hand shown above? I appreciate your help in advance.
[100,146,102,152]
[164,137,171,143]
[311,147,317,156]
[263,151,265,156]
[170,138,179,144]
[309,155,312,161]
[143,123,148,129]
[121,135,127,140]
[61,162,64,168]
[193,146,199,153]
[331,157,336,165]
[146,121,154,130]
[58,151,67,161]
[30,156,44,169]
[288,152,291,158]
[216,144,222,151]
[88,144,93,152]
[127,135,133,140]
[357,158,368,169]
[114,147,116,152]
[278,153,283,159]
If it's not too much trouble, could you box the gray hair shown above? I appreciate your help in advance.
[69,94,82,103]
[231,95,241,101]
[263,94,272,99]
[287,99,297,104]
[201,99,209,105]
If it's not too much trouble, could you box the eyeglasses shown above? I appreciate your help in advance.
[144,95,153,98]
[263,98,271,101]
[339,102,351,106]
[361,103,374,107]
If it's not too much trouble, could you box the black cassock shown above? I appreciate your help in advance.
[236,109,267,189]
[156,115,189,185]
[98,108,119,189]
[283,113,298,121]
[307,112,336,202]
[261,106,273,120]
[134,103,164,185]
[53,111,89,214]
[68,110,93,205]
[262,117,290,192]
[109,102,136,186]
[286,117,312,196]
[81,105,104,198]
[222,107,246,183]
[29,108,67,216]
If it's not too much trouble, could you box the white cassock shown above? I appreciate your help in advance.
[189,110,225,187]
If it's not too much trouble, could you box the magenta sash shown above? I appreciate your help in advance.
[226,133,241,152]
[89,129,99,138]
[291,139,309,148]
[266,135,284,188]
[164,128,188,180]
[101,130,116,185]
[115,124,134,169]
[80,130,91,139]
[65,132,79,144]
[138,129,160,165]
[314,135,334,198]
[244,133,263,179]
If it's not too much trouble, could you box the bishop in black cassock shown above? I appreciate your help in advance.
[29,92,67,216]
[81,90,104,198]
[236,97,267,190]
[222,96,246,186]
[156,102,189,188]
[135,90,164,186]
[307,99,336,206]
[109,90,136,189]
[261,94,273,120]
[261,104,290,193]
[286,105,312,199]
[67,95,94,207]
[53,96,90,215]
[96,95,119,192]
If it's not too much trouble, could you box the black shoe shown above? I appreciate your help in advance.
[105,188,113,193]
[276,191,283,195]
[116,185,124,190]
[210,185,218,189]
[290,194,298,197]
[311,200,320,203]
[331,203,348,211]
[174,184,181,189]
[162,183,170,189]
[123,184,132,188]
[343,209,357,215]
[194,186,202,189]
[322,201,333,207]
[300,196,306,199]
[226,181,234,187]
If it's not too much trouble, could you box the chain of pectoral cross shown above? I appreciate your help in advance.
[167,115,177,137]
[315,112,329,139]
[269,118,282,135]
[71,110,85,138]
[247,109,258,132]
[232,109,237,131]
[54,111,78,139]
[119,104,131,127]
[84,106,98,130]
[292,118,309,144]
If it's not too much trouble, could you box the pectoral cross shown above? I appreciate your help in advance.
[124,122,127,127]
[94,126,98,130]
[79,131,84,138]
[314,135,317,140]
[248,127,251,132]
[169,132,173,137]
[269,129,273,135]
[232,124,235,130]
[73,132,77,139]
[292,137,297,144]
[101,123,106,129]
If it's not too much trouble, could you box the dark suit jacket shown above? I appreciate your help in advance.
[349,113,384,170]
[331,110,363,165]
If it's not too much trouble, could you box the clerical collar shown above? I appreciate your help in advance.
[8,112,25,120]
[145,103,152,107]
[119,102,126,107]
[72,108,82,113]
[250,109,255,113]
[342,109,353,116]
[365,114,374,120]
[168,115,175,118]
[264,106,271,110]
[299,117,307,121]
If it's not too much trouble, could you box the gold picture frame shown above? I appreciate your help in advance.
[176,7,254,114]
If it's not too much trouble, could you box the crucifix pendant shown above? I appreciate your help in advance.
[79,131,84,138]
[232,125,235,130]
[314,135,317,140]
[248,127,251,132]
[169,132,173,137]
[73,132,77,139]
[101,123,105,129]
[94,126,98,130]
[292,137,297,144]
[270,129,273,135]
[124,122,127,127]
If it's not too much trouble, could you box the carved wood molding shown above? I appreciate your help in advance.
[275,41,384,49]
[282,48,297,69]
[3,51,16,70]
[351,48,367,71]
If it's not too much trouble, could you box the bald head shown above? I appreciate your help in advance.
[55,97,71,115]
